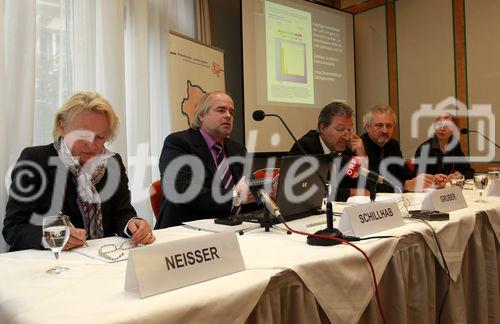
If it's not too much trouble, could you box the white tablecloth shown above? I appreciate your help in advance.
[0,191,499,324]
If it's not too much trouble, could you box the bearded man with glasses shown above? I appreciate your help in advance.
[361,105,442,192]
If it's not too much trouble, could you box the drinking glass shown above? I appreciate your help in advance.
[488,167,500,183]
[450,175,465,190]
[473,174,489,202]
[42,214,70,274]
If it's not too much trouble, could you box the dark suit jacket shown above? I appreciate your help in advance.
[3,144,137,251]
[361,133,415,192]
[414,136,475,179]
[156,128,247,228]
[288,130,358,201]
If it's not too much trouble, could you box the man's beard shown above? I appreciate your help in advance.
[376,136,389,146]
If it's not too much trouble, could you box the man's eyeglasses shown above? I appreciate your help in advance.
[334,128,354,135]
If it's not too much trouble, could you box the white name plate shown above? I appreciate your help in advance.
[421,186,467,212]
[339,201,404,237]
[487,179,500,196]
[124,231,245,298]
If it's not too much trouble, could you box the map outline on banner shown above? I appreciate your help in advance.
[168,31,225,132]
[181,80,207,128]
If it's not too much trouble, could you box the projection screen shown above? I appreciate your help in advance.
[242,0,356,152]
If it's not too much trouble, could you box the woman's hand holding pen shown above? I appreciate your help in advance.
[63,226,87,250]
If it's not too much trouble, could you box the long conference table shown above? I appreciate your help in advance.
[0,190,499,324]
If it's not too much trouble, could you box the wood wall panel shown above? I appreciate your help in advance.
[354,6,388,131]
[395,0,455,158]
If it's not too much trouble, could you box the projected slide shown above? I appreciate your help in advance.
[242,0,355,152]
[265,1,314,104]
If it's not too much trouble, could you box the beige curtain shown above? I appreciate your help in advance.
[0,0,37,252]
[196,0,211,44]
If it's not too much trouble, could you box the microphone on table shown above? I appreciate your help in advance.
[460,128,500,150]
[253,109,344,246]
[345,157,392,186]
[344,156,392,201]
[256,189,282,220]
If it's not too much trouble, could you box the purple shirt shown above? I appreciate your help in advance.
[199,128,223,166]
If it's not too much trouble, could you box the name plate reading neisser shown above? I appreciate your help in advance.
[124,232,245,298]
[421,186,467,212]
[339,201,404,237]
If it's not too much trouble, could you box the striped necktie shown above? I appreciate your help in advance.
[213,143,240,215]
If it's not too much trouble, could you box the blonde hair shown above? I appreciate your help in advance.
[52,91,119,142]
[192,91,230,129]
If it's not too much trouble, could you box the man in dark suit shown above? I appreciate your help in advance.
[361,105,444,192]
[156,91,253,228]
[289,102,368,201]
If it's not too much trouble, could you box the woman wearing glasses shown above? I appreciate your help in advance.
[3,92,155,251]
[414,113,474,181]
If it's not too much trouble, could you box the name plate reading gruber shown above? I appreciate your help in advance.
[339,201,404,237]
[125,232,245,298]
[421,186,467,212]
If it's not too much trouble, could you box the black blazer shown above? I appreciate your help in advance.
[289,130,325,156]
[361,133,415,192]
[3,144,137,251]
[288,130,359,201]
[156,128,247,228]
[414,136,475,179]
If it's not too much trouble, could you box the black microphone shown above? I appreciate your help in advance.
[360,168,391,186]
[252,109,327,192]
[252,110,305,154]
[461,128,500,150]
[252,110,345,245]
[252,110,266,121]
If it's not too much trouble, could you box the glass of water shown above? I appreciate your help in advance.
[488,167,500,183]
[473,173,489,202]
[450,175,465,190]
[42,214,70,274]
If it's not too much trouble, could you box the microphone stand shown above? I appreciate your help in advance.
[259,208,291,234]
[266,114,304,153]
[261,208,272,232]
[260,112,329,193]
[240,183,292,235]
[368,181,377,202]
[306,201,345,246]
[259,112,343,244]
[258,208,291,234]
[467,130,500,150]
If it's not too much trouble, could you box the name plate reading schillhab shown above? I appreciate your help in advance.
[339,201,404,237]
[124,232,245,298]
[421,186,467,212]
